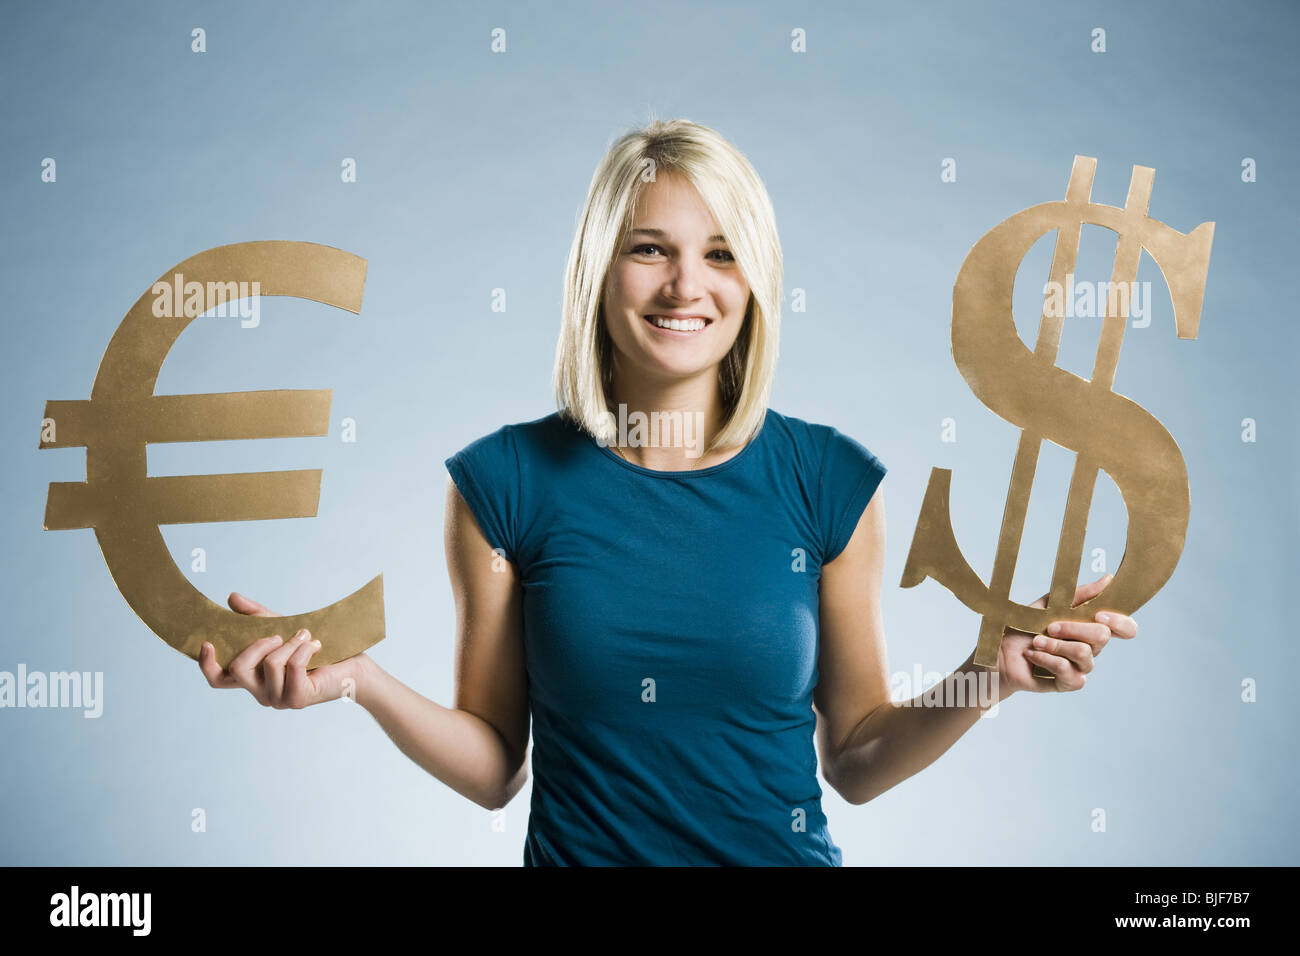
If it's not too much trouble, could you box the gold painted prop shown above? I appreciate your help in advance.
[39,241,385,670]
[901,156,1213,674]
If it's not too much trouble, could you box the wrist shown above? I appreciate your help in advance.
[346,652,380,706]
[991,659,1016,703]
[960,651,1014,706]
[996,669,1016,704]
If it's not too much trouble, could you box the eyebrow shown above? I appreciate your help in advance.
[630,227,728,243]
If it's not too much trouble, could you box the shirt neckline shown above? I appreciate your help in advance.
[589,407,771,479]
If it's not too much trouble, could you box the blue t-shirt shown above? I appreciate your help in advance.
[444,407,886,866]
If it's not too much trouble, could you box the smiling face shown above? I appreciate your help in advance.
[601,172,751,392]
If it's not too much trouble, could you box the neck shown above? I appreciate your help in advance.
[606,359,732,471]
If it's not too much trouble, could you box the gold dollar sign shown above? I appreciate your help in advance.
[901,156,1213,674]
[38,240,385,670]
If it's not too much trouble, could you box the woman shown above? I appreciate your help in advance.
[198,119,1136,865]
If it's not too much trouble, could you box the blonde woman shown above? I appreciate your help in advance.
[199,119,1136,866]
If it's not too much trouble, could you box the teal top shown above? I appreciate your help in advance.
[445,407,887,865]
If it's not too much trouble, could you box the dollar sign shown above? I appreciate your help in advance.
[901,156,1214,673]
[38,240,385,669]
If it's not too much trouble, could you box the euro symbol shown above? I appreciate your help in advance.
[38,240,384,669]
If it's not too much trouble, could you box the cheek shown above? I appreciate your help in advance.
[611,268,657,306]
[729,288,752,321]
[600,274,620,311]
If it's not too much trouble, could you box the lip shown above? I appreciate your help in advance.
[642,314,713,337]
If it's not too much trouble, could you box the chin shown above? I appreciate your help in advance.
[640,355,726,381]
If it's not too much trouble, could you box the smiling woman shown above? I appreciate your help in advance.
[200,118,1135,868]
[593,176,753,471]
[448,119,880,864]
[553,120,783,472]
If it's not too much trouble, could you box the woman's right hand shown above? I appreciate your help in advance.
[198,592,364,709]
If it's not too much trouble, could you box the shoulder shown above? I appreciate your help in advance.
[508,410,584,450]
[764,408,885,472]
[758,408,821,462]
[445,411,591,489]
[767,410,887,563]
[444,413,569,558]
[503,411,590,471]
[447,411,575,458]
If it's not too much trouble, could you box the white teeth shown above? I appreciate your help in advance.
[650,315,706,332]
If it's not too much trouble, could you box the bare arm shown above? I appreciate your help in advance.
[352,477,530,809]
[813,490,1002,806]
[199,476,530,812]
[813,488,1135,806]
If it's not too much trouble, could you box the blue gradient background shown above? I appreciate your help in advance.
[1,0,1295,865]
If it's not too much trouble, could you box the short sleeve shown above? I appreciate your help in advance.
[817,425,887,564]
[444,425,520,561]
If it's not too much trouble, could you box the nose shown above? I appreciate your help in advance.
[662,255,706,303]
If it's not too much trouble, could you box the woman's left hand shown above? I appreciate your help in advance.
[995,573,1138,696]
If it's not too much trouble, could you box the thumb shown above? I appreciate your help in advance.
[228,592,278,617]
[1028,573,1113,612]
[1071,573,1113,607]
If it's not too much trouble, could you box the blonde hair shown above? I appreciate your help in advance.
[553,118,782,453]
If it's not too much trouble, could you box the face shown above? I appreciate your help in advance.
[601,172,751,390]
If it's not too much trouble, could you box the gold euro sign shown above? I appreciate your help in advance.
[38,240,385,670]
[901,156,1213,674]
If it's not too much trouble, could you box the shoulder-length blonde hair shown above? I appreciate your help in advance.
[553,118,782,453]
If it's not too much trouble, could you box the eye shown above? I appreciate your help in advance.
[630,244,734,262]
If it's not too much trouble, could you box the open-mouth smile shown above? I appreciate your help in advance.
[643,314,713,336]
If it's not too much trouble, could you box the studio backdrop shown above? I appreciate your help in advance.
[1,0,1295,865]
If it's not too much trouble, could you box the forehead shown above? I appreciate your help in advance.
[631,173,720,231]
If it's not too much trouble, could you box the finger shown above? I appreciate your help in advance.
[1024,647,1087,691]
[226,635,284,704]
[1094,610,1137,640]
[1046,619,1112,654]
[283,634,322,708]
[1031,633,1095,673]
[228,592,278,618]
[261,630,309,704]
[198,642,240,688]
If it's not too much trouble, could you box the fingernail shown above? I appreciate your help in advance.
[1103,574,1114,584]
[310,640,321,649]
[1096,612,1111,624]
[1033,635,1047,647]
[295,629,308,642]
[1048,622,1060,635]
